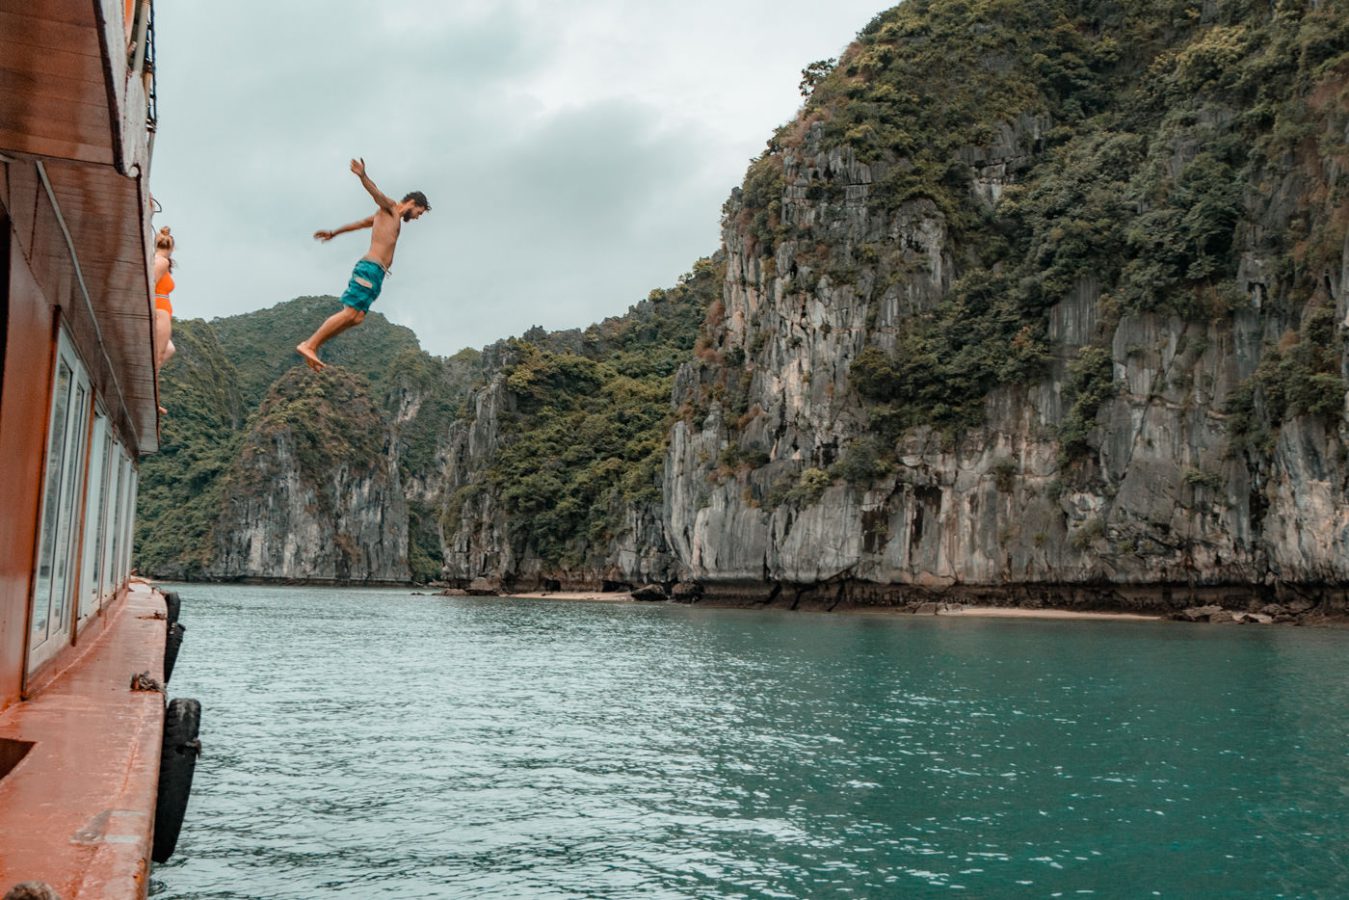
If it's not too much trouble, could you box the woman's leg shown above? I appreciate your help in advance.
[154,309,173,372]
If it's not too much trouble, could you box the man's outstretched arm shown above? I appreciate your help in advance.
[350,158,396,213]
[314,215,375,242]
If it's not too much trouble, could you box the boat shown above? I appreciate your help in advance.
[0,1,200,896]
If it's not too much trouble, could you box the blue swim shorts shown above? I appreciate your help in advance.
[339,258,387,312]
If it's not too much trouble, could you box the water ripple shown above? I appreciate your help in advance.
[151,587,1349,898]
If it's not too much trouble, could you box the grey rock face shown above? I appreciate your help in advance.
[206,370,411,583]
[659,115,1349,607]
[376,51,1348,613]
[208,431,410,582]
[432,102,1349,613]
[438,366,681,590]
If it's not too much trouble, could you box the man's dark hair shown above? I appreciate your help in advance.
[402,190,431,210]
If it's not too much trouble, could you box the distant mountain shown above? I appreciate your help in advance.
[135,277,708,583]
[209,295,422,408]
[137,297,479,580]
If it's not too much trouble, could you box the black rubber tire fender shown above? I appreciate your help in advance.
[163,622,185,683]
[163,591,181,626]
[152,697,202,863]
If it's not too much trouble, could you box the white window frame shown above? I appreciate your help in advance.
[77,408,112,629]
[114,452,134,586]
[28,328,93,673]
[102,441,127,603]
[120,464,138,581]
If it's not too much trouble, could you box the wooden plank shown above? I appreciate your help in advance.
[0,86,113,130]
[60,236,144,273]
[0,129,113,167]
[103,260,148,285]
[79,252,145,275]
[0,588,166,895]
[0,11,102,57]
[0,90,113,160]
[47,174,128,197]
[0,37,104,83]
[0,0,100,28]
[0,68,110,106]
[46,183,138,210]
[6,160,39,259]
[29,182,68,286]
[40,161,158,433]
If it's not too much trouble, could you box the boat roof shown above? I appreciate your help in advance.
[0,0,162,454]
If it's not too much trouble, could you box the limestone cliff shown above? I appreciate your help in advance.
[207,369,410,582]
[135,301,469,584]
[438,277,710,589]
[135,319,247,578]
[660,0,1349,607]
[440,0,1349,609]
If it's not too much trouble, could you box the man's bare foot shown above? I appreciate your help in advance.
[296,343,325,371]
[158,406,167,415]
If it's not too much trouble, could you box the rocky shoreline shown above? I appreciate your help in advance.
[160,572,1349,627]
[425,577,1348,626]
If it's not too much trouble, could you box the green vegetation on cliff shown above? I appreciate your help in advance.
[212,296,421,407]
[386,346,483,581]
[728,0,1348,446]
[136,321,246,577]
[1227,302,1347,455]
[135,297,473,579]
[233,368,387,493]
[479,259,716,567]
[136,274,706,579]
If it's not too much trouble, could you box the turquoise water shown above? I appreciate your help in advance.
[151,586,1349,898]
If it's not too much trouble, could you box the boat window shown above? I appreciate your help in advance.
[110,454,125,589]
[29,360,72,647]
[121,463,138,583]
[28,330,93,673]
[112,451,135,588]
[51,380,90,629]
[78,410,111,628]
[104,442,127,601]
[95,431,116,608]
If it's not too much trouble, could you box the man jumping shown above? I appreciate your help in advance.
[296,158,430,371]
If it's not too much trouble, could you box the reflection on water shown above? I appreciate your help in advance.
[152,586,1349,898]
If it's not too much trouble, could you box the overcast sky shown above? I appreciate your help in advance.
[152,0,887,356]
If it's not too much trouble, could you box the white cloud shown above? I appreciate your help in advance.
[152,0,886,355]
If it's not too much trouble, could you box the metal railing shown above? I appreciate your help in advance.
[144,1,158,132]
[126,0,158,132]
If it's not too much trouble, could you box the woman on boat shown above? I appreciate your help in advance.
[153,226,176,373]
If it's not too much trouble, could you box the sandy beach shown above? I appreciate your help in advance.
[489,592,1164,621]
[502,592,635,604]
[929,606,1162,622]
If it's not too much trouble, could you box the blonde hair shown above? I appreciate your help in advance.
[155,226,176,270]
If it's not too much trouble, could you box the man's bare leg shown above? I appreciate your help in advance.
[297,307,366,371]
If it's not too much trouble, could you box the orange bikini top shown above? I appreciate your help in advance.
[155,272,175,299]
